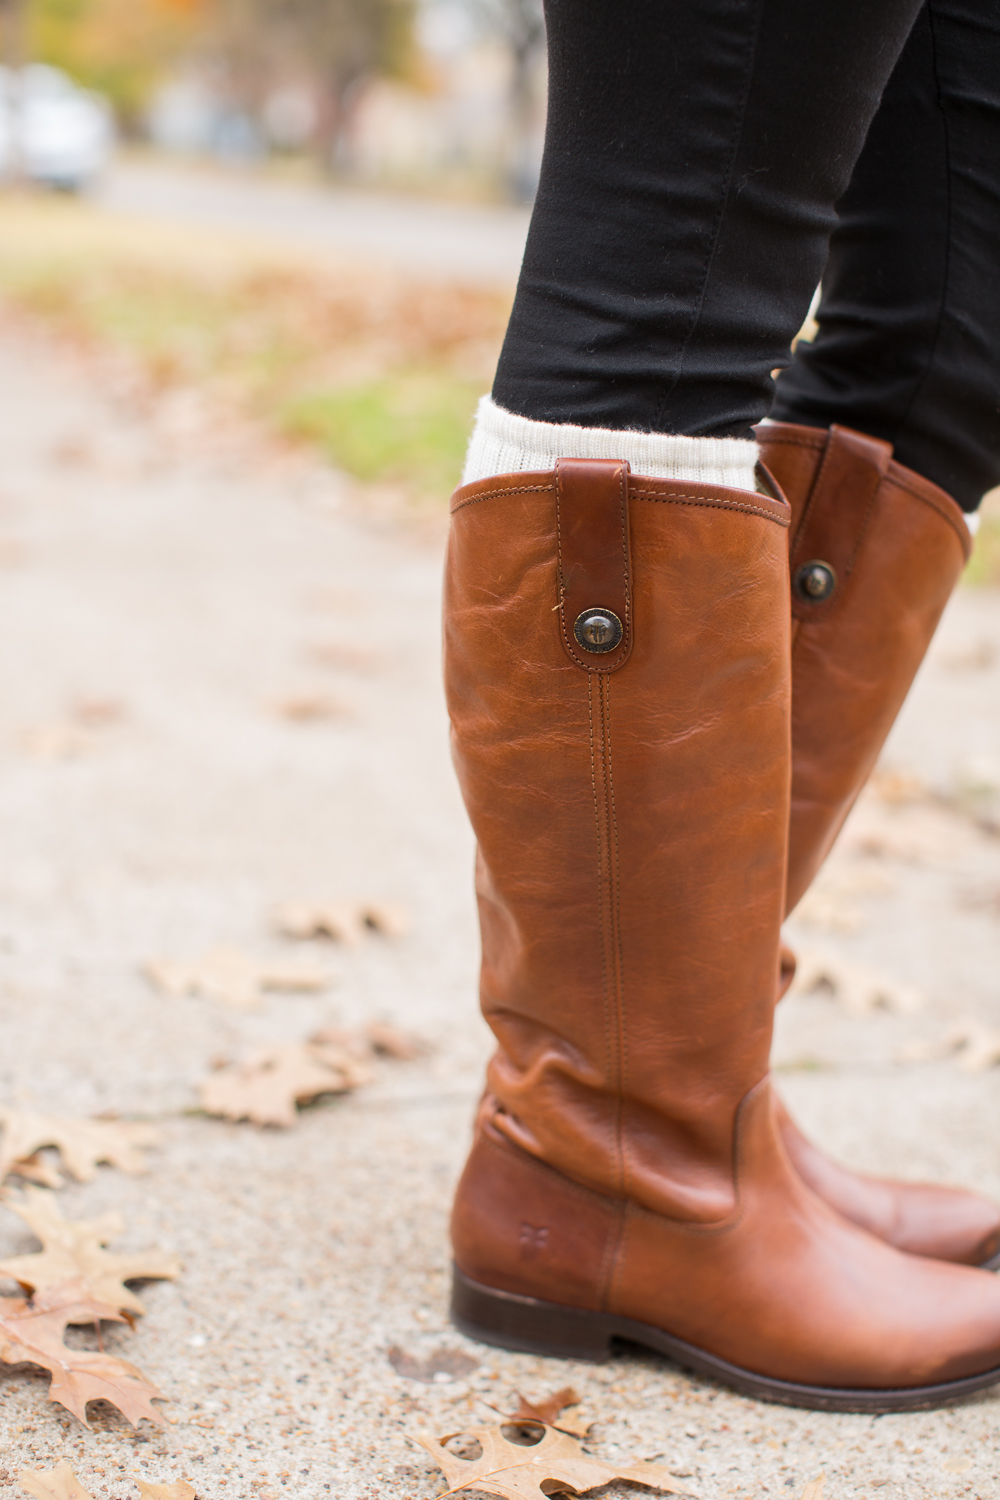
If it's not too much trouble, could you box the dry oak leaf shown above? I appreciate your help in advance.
[788,949,923,1015]
[902,1022,1000,1072]
[144,947,329,1010]
[21,724,94,762]
[508,1388,593,1438]
[20,1463,96,1500]
[275,899,411,944]
[19,1469,194,1500]
[1,1278,165,1426]
[273,694,348,722]
[0,1185,180,1316]
[366,1021,427,1060]
[415,1423,693,1500]
[199,1040,370,1126]
[0,1110,159,1189]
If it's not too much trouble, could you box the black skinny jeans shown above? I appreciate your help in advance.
[492,0,1000,511]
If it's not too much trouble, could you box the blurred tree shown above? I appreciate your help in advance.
[460,0,545,199]
[0,0,27,68]
[26,0,208,125]
[205,0,415,170]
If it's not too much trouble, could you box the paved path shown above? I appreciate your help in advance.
[1,319,1000,1498]
[96,159,532,285]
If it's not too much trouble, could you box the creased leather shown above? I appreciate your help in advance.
[446,461,1000,1391]
[446,469,790,1223]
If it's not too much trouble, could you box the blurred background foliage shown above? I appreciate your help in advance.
[23,0,208,125]
[0,194,508,498]
[0,0,538,497]
[4,0,546,198]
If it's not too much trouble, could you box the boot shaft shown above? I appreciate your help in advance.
[444,459,791,1221]
[756,422,972,911]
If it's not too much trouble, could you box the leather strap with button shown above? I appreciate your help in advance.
[788,425,893,621]
[555,456,633,673]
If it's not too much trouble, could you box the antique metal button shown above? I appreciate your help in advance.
[793,560,837,603]
[573,607,623,654]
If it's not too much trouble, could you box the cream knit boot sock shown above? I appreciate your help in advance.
[462,395,759,491]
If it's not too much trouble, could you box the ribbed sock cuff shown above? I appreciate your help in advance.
[462,396,759,491]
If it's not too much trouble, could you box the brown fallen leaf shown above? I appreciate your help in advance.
[415,1422,692,1500]
[21,724,93,761]
[273,694,348,722]
[787,949,923,1015]
[0,1186,180,1317]
[507,1387,593,1438]
[366,1022,427,1060]
[870,768,928,805]
[199,1040,370,1127]
[275,899,411,943]
[73,698,126,727]
[144,947,330,1010]
[19,1469,193,1500]
[1,1278,165,1426]
[901,1022,1000,1072]
[20,1463,96,1500]
[0,1110,159,1189]
[7,1151,63,1189]
[509,1386,579,1424]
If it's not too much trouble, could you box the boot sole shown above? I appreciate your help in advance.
[452,1264,1000,1413]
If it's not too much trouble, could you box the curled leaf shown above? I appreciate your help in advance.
[416,1422,693,1500]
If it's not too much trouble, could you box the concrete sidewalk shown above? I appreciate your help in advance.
[0,318,999,1500]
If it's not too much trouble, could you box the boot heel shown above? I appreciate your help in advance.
[451,1264,615,1361]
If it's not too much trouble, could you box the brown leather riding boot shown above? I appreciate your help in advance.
[445,455,1000,1411]
[757,421,1000,1269]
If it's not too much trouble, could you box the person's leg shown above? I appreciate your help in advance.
[447,0,1000,1406]
[771,1,1000,511]
[467,0,1000,1266]
[490,0,924,438]
[466,0,927,487]
[756,2,1000,1257]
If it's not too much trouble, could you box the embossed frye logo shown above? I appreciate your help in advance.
[519,1222,549,1258]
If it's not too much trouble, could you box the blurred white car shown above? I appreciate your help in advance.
[0,64,114,190]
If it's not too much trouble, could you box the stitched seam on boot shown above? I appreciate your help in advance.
[451,482,554,511]
[555,462,588,670]
[588,672,614,1133]
[617,461,632,654]
[632,492,789,525]
[595,676,625,1202]
[604,676,628,1199]
[601,674,630,1311]
[451,482,788,527]
[587,674,629,1308]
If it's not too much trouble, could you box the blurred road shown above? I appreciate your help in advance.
[96,158,532,285]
